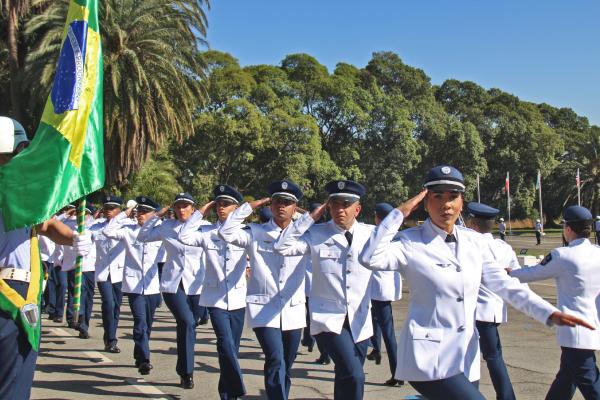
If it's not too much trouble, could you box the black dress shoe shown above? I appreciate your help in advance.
[367,349,382,364]
[78,331,90,339]
[384,378,404,386]
[180,374,194,389]
[53,317,63,323]
[68,320,77,329]
[105,344,121,353]
[197,317,209,326]
[307,342,314,352]
[138,362,153,375]
[315,355,331,365]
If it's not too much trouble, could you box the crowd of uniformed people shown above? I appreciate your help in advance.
[2,117,600,400]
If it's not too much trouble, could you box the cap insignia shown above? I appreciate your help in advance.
[337,181,345,190]
[220,186,225,192]
[281,181,288,190]
[441,166,451,175]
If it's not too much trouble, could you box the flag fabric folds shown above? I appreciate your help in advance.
[0,0,104,231]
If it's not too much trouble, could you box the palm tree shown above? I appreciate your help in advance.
[23,0,209,185]
[1,0,31,121]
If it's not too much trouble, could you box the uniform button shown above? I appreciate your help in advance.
[225,258,230,261]
[346,286,350,289]
[347,254,352,258]
[457,296,464,302]
[347,301,350,305]
[279,280,283,284]
[456,267,462,272]
[458,325,465,332]
[346,270,351,274]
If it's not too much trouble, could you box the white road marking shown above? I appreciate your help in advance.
[50,327,74,337]
[125,378,171,399]
[82,351,113,364]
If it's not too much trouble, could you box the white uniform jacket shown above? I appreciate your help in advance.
[89,218,126,283]
[304,258,312,298]
[39,234,55,263]
[178,211,247,310]
[103,212,162,295]
[60,217,96,273]
[219,203,307,330]
[0,211,31,270]
[274,212,374,343]
[371,232,402,302]
[137,215,204,295]
[359,209,558,382]
[476,233,522,323]
[511,238,600,350]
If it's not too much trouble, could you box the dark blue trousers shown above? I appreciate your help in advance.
[162,284,202,376]
[254,327,302,400]
[53,267,67,319]
[208,307,246,399]
[97,279,123,346]
[410,373,484,400]
[127,293,160,364]
[545,347,600,400]
[371,300,398,377]
[476,320,515,400]
[76,272,95,333]
[0,281,38,400]
[43,262,56,316]
[315,319,369,400]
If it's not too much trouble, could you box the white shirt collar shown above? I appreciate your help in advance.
[428,218,456,240]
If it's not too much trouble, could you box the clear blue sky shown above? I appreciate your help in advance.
[206,0,600,126]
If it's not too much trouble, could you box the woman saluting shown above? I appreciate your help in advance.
[359,165,594,400]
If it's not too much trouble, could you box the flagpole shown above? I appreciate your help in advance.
[477,174,481,203]
[507,172,512,234]
[73,198,86,324]
[538,170,543,231]
[577,168,581,206]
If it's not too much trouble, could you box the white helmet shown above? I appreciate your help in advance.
[536,219,541,223]
[499,218,504,222]
[0,116,29,154]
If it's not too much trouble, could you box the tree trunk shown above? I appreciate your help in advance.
[7,4,23,121]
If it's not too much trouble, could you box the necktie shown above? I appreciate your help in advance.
[344,231,353,246]
[445,234,457,243]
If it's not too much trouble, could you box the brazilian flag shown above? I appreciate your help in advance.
[0,0,104,231]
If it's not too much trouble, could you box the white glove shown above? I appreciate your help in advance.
[126,199,137,208]
[72,231,92,257]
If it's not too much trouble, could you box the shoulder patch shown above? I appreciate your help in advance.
[540,253,552,266]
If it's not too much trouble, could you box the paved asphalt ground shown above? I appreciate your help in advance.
[32,234,590,399]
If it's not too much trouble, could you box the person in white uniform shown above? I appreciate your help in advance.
[177,184,247,400]
[136,192,205,389]
[274,180,374,400]
[218,180,308,400]
[510,205,600,400]
[60,204,97,339]
[466,201,522,400]
[0,116,92,399]
[358,164,594,400]
[103,196,164,375]
[88,194,126,353]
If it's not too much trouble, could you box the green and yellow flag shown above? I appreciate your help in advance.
[0,0,104,231]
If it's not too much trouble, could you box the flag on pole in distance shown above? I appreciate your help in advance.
[576,168,581,188]
[0,0,104,231]
[502,172,510,194]
[535,170,541,190]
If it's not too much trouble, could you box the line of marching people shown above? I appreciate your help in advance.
[37,168,600,400]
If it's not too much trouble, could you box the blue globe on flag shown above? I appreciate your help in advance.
[51,20,88,114]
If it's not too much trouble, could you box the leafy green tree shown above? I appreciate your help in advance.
[23,0,209,185]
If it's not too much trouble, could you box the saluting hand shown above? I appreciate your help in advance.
[550,311,596,330]
[310,201,328,222]
[124,205,136,217]
[249,197,271,209]
[157,205,170,218]
[397,189,428,218]
[199,200,215,215]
